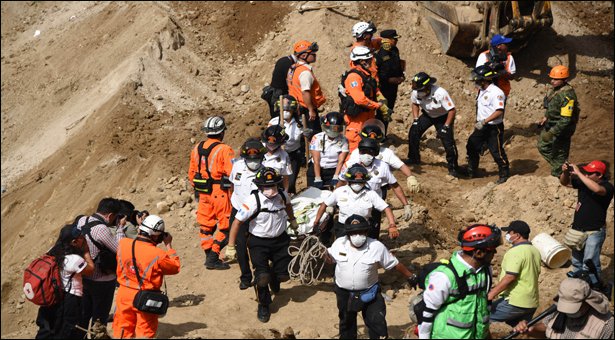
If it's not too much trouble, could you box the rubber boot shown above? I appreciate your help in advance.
[496,167,510,184]
[205,250,230,270]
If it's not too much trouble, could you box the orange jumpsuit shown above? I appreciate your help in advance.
[349,39,382,83]
[344,65,381,153]
[287,61,326,110]
[188,138,235,254]
[113,237,180,338]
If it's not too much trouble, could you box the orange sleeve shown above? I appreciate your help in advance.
[158,249,181,276]
[345,72,380,110]
[188,144,200,184]
[221,145,236,176]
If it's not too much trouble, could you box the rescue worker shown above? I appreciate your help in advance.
[375,29,406,135]
[265,47,299,118]
[261,125,293,193]
[407,72,462,177]
[113,215,180,338]
[348,120,421,194]
[349,21,381,80]
[268,95,308,195]
[465,65,510,184]
[188,116,235,270]
[339,138,412,239]
[324,214,417,339]
[475,34,516,97]
[226,167,299,323]
[537,65,579,177]
[308,111,348,190]
[342,46,389,153]
[313,164,398,241]
[419,224,502,339]
[229,138,267,290]
[287,40,325,134]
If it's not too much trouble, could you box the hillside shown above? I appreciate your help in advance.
[1,1,613,338]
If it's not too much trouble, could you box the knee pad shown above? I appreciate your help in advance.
[256,273,270,288]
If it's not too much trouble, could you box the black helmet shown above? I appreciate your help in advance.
[320,111,345,137]
[253,167,283,186]
[358,137,379,155]
[458,224,502,251]
[240,138,266,160]
[470,65,498,81]
[273,94,299,114]
[344,214,371,233]
[412,72,437,91]
[343,164,371,183]
[360,124,384,142]
[261,125,289,146]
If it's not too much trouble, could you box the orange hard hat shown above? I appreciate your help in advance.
[293,40,318,55]
[458,224,502,251]
[549,65,569,79]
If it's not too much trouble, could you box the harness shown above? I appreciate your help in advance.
[246,189,288,224]
[339,68,378,117]
[193,141,231,194]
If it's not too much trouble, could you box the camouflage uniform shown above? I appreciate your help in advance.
[537,84,579,177]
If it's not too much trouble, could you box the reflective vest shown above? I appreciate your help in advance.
[481,50,512,96]
[430,254,490,339]
[116,238,180,291]
[286,63,326,109]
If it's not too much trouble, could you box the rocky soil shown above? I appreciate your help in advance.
[1,1,613,338]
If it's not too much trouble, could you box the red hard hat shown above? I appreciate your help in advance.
[458,224,502,251]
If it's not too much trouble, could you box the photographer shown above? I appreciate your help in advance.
[512,277,613,339]
[475,34,516,97]
[112,199,149,239]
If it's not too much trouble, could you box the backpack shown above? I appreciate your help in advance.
[23,254,65,306]
[81,216,118,275]
[338,69,378,117]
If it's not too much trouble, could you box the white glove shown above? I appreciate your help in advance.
[475,119,485,130]
[289,219,299,231]
[225,245,237,261]
[406,176,420,193]
[325,206,335,215]
[403,205,413,221]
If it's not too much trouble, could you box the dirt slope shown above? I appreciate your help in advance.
[1,1,613,338]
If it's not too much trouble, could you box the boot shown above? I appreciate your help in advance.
[257,304,270,323]
[496,167,510,184]
[205,250,230,270]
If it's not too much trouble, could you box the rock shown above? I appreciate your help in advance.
[229,74,243,86]
[240,84,250,93]
[156,201,170,214]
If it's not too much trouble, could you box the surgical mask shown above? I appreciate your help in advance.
[246,159,261,171]
[262,186,278,199]
[325,130,340,139]
[359,154,374,166]
[283,111,292,120]
[505,233,513,244]
[417,90,429,99]
[349,234,367,248]
[350,183,364,192]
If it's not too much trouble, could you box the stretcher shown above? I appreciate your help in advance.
[286,187,331,237]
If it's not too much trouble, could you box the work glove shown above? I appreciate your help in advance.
[330,178,339,187]
[376,92,388,105]
[474,119,486,130]
[313,177,323,189]
[407,273,419,290]
[436,125,450,139]
[541,130,554,143]
[411,118,419,127]
[325,206,335,215]
[289,219,299,231]
[406,176,421,193]
[403,204,413,221]
[301,128,314,137]
[225,245,237,261]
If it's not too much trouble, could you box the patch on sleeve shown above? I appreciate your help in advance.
[428,283,435,291]
[235,173,242,181]
[350,81,358,88]
[499,102,504,106]
[497,95,504,100]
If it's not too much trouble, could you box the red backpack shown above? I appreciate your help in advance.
[23,254,64,306]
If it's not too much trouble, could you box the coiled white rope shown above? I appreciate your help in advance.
[288,234,328,285]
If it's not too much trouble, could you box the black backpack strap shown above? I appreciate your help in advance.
[131,239,144,290]
[446,260,469,299]
[197,141,222,180]
[82,217,109,255]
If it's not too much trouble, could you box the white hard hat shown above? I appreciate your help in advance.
[139,215,165,236]
[350,46,373,61]
[202,116,226,135]
[352,21,376,38]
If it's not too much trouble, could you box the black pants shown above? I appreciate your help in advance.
[299,106,322,135]
[267,87,286,119]
[287,148,304,194]
[307,163,337,187]
[335,285,388,339]
[466,123,509,175]
[79,279,116,336]
[229,207,252,285]
[377,83,399,136]
[248,233,291,306]
[408,114,459,171]
[36,293,82,339]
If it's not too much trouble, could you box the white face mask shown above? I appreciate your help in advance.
[325,130,340,139]
[350,183,364,192]
[283,111,292,120]
[262,187,278,199]
[359,154,374,166]
[505,233,512,243]
[349,234,367,248]
[246,159,261,171]
[417,90,429,99]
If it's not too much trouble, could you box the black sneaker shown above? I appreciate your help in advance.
[239,281,252,290]
[257,304,270,323]
[496,176,509,184]
[205,259,230,270]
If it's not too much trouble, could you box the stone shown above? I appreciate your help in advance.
[156,201,170,214]
[240,84,250,93]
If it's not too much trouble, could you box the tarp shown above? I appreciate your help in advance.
[287,187,331,236]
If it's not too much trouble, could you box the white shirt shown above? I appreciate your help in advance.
[62,254,87,297]
[339,159,397,197]
[418,251,491,339]
[476,52,516,75]
[324,185,389,224]
[476,83,506,125]
[296,61,315,91]
[235,191,288,238]
[348,146,405,170]
[328,237,399,290]
[263,148,293,176]
[411,85,455,119]
[268,117,303,152]
[309,132,349,169]
[230,159,259,210]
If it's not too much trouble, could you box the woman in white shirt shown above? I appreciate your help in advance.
[308,111,349,189]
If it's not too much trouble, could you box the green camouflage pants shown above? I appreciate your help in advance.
[537,131,571,177]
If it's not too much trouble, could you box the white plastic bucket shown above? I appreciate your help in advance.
[532,232,571,269]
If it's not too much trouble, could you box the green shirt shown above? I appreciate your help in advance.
[498,242,541,308]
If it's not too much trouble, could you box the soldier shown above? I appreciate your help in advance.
[375,29,405,135]
[537,65,579,177]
